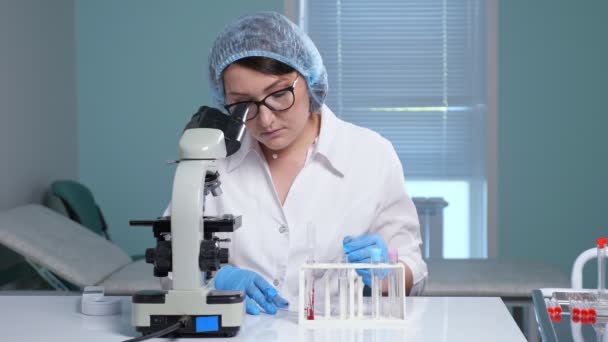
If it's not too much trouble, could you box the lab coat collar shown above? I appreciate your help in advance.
[225,104,346,177]
[225,131,259,173]
[314,105,346,177]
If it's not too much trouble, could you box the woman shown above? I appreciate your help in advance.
[168,11,427,315]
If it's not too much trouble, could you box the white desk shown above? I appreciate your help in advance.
[0,295,525,341]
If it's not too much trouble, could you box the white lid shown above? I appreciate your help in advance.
[80,286,121,316]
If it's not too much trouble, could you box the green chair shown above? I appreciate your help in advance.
[44,180,143,260]
[44,180,111,240]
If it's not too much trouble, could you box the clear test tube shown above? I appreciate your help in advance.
[370,247,383,319]
[387,249,399,318]
[348,268,356,318]
[598,237,607,301]
[324,272,331,319]
[355,276,364,318]
[338,254,348,319]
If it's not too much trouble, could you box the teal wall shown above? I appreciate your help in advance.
[76,0,284,255]
[498,1,608,286]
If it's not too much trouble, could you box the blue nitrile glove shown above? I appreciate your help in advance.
[343,234,389,287]
[214,265,289,315]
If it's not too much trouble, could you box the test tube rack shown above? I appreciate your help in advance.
[298,263,406,328]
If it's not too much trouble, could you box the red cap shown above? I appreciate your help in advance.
[597,237,607,248]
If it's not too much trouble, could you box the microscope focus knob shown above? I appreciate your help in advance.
[144,241,172,277]
[145,248,155,264]
[219,248,229,264]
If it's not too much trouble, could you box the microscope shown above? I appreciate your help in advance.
[129,105,250,338]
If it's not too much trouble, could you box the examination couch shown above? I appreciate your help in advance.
[0,204,160,295]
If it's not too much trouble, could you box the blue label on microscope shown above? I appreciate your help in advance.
[196,316,219,332]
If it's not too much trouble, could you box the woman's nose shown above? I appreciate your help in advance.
[257,105,275,127]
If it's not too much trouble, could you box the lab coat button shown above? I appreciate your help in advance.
[279,225,288,233]
[273,279,280,286]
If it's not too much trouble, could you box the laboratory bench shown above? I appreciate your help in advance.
[0,292,525,341]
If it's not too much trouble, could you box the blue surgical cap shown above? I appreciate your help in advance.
[208,12,328,113]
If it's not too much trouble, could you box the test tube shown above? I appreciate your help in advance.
[348,268,356,318]
[387,249,399,318]
[338,255,348,319]
[306,223,316,320]
[357,276,364,318]
[370,247,383,319]
[597,237,606,301]
[325,272,331,319]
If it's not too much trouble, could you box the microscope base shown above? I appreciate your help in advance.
[135,316,240,338]
[132,289,245,338]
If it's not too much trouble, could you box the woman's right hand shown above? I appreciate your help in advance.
[214,265,289,315]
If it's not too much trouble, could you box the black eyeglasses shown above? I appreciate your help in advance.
[224,76,299,121]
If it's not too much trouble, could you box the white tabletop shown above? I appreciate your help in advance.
[0,295,525,341]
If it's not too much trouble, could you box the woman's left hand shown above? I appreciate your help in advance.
[342,234,388,286]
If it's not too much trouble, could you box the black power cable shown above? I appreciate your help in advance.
[123,316,188,342]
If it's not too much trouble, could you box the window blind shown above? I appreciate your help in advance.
[303,0,486,179]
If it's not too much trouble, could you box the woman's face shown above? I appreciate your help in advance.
[223,63,311,151]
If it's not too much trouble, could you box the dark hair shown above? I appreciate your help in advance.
[233,56,295,75]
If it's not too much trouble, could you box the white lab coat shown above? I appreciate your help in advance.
[164,105,427,308]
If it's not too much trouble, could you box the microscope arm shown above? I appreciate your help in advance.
[171,158,216,290]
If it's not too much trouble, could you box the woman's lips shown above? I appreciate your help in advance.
[261,128,284,139]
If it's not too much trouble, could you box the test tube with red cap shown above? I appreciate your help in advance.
[598,237,607,299]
